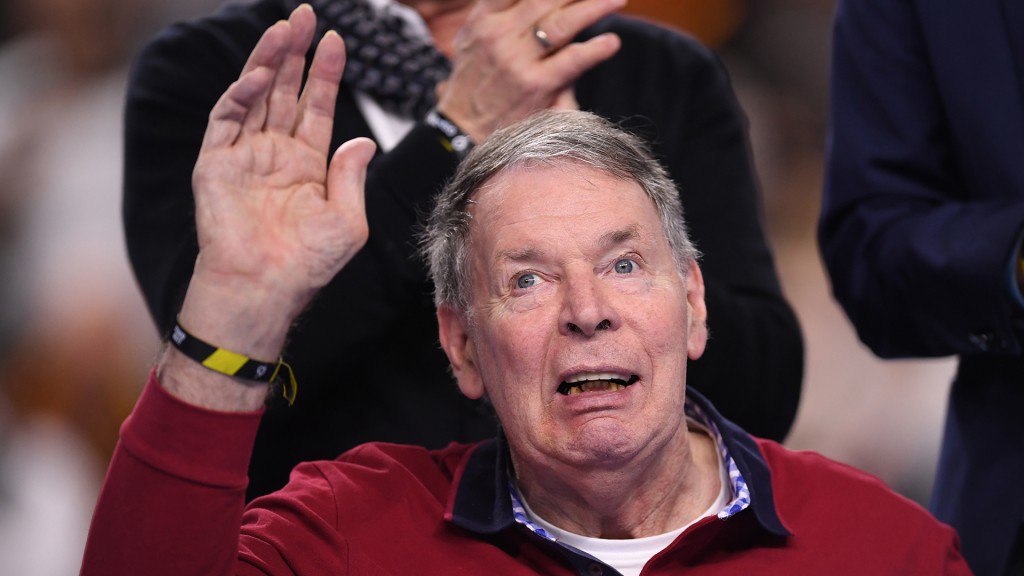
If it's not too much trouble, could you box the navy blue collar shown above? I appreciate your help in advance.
[447,388,790,538]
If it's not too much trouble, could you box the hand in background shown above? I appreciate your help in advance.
[437,0,624,141]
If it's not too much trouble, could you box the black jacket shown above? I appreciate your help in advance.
[123,0,803,500]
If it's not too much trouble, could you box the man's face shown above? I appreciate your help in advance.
[438,162,708,475]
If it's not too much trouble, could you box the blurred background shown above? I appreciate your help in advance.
[0,0,955,573]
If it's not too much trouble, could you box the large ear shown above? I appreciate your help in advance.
[684,262,708,360]
[437,304,485,400]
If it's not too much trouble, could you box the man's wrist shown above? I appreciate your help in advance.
[170,320,297,405]
[157,344,272,412]
[426,108,475,160]
[161,261,306,410]
[178,267,301,361]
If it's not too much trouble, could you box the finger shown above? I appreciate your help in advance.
[510,0,576,19]
[469,0,575,42]
[200,66,277,152]
[239,11,294,76]
[294,30,345,153]
[475,0,519,12]
[504,0,580,33]
[265,4,318,133]
[551,87,579,110]
[239,20,292,136]
[527,0,625,51]
[540,32,620,86]
[434,79,449,102]
[326,137,377,248]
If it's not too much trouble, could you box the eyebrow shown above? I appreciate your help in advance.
[494,225,643,264]
[495,246,543,265]
[602,225,642,248]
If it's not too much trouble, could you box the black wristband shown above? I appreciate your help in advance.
[170,321,298,404]
[425,108,475,160]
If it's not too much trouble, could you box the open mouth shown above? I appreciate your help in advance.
[557,373,640,396]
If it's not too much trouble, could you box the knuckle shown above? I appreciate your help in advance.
[523,0,548,15]
[541,13,571,43]
[522,75,548,95]
[554,42,603,76]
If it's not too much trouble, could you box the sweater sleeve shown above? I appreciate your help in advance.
[80,371,264,576]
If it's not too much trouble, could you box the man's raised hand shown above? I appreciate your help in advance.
[168,5,375,400]
[188,4,376,336]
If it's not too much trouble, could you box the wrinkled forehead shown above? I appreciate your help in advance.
[465,163,662,255]
[468,159,647,213]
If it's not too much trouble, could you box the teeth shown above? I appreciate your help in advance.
[567,381,626,395]
[559,373,638,395]
[565,372,629,384]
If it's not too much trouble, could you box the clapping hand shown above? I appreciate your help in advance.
[438,0,624,142]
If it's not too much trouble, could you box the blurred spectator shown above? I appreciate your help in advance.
[0,0,224,573]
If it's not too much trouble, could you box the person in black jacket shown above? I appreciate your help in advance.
[124,0,803,500]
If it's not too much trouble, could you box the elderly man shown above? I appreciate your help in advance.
[83,14,966,575]
[125,0,803,500]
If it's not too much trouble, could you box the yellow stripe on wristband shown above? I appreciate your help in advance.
[202,348,250,375]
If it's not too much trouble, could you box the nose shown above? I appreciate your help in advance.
[559,273,619,337]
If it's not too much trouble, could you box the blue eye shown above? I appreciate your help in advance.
[614,259,635,274]
[516,273,539,289]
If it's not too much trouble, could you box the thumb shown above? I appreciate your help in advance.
[435,79,449,102]
[324,137,376,257]
[326,136,376,216]
[552,87,579,111]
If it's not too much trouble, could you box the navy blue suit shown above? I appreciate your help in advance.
[820,0,1024,573]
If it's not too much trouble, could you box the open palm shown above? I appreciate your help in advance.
[191,5,375,315]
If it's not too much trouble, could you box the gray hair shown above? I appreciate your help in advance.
[420,109,699,314]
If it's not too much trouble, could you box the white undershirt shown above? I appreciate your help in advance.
[517,427,730,576]
[352,0,431,152]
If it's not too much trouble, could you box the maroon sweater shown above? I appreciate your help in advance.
[81,374,971,575]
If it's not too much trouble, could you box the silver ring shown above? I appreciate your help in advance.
[532,25,552,51]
